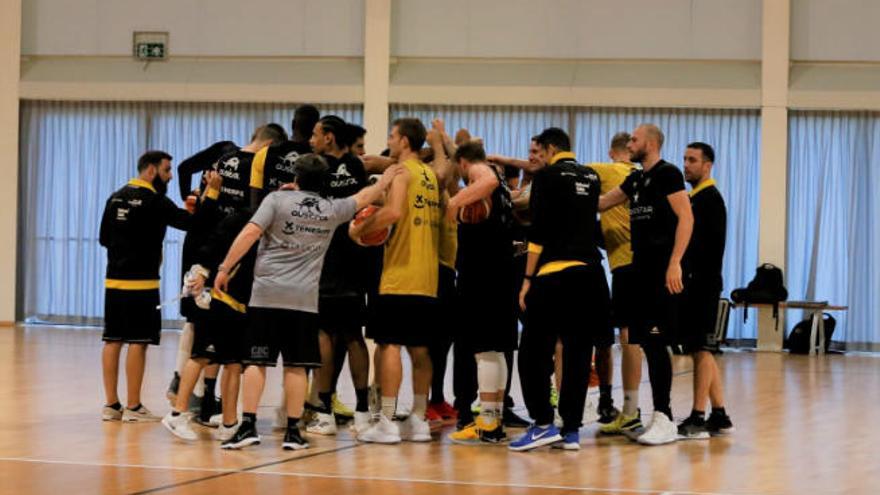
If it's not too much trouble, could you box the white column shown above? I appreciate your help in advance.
[363,0,391,154]
[757,0,790,351]
[0,0,21,325]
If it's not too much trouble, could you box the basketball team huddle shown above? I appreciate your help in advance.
[99,105,734,453]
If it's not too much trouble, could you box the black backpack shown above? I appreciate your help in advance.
[785,314,837,354]
[730,264,789,327]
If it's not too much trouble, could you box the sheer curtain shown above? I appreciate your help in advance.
[389,105,761,340]
[19,100,362,325]
[788,111,880,349]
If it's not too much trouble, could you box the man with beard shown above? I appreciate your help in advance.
[100,151,221,423]
[599,124,694,446]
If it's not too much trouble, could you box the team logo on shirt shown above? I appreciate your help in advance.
[116,208,129,221]
[329,163,358,189]
[278,151,300,174]
[419,167,436,191]
[290,197,330,221]
[218,156,241,180]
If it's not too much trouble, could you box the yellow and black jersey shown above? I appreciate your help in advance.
[250,140,312,199]
[213,149,257,216]
[528,152,603,276]
[588,161,637,271]
[100,179,218,289]
[380,159,441,297]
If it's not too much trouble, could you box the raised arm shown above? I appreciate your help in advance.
[349,166,409,240]
[350,164,404,211]
[446,163,499,221]
[598,186,628,212]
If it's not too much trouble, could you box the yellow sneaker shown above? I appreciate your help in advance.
[599,409,642,435]
[332,394,354,419]
[449,422,480,445]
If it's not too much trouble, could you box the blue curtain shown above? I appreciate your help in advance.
[788,111,880,349]
[19,100,362,325]
[389,105,761,340]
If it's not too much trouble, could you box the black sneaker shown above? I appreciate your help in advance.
[706,411,735,436]
[282,428,310,450]
[479,422,508,444]
[597,400,620,424]
[502,408,530,428]
[221,421,261,450]
[166,372,180,404]
[677,415,710,440]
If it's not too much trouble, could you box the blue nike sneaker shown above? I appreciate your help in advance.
[508,424,562,451]
[551,430,580,450]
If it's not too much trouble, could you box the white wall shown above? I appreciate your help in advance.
[391,0,762,60]
[791,0,880,61]
[21,0,364,57]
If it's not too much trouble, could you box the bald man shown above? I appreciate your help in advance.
[599,124,693,446]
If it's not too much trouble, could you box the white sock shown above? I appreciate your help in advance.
[623,389,639,416]
[496,352,508,395]
[412,394,428,418]
[176,323,194,374]
[381,397,397,419]
[477,351,502,396]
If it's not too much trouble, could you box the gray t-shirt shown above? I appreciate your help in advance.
[248,190,357,312]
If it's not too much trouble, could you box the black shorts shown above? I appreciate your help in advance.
[680,281,722,353]
[524,264,611,343]
[458,271,518,353]
[610,264,638,331]
[318,295,365,337]
[243,307,321,368]
[103,289,161,345]
[368,295,438,347]
[628,263,682,346]
[191,300,249,365]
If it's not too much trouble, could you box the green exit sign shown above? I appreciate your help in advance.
[133,32,169,61]
[136,42,165,60]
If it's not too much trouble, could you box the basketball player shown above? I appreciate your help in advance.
[305,116,371,435]
[599,124,694,446]
[677,142,734,439]
[218,155,401,450]
[100,152,218,422]
[447,140,518,445]
[349,118,441,444]
[510,128,611,452]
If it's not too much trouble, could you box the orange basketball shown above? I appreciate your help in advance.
[353,205,392,246]
[457,197,492,224]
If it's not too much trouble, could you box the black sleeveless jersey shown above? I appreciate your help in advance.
[213,149,256,216]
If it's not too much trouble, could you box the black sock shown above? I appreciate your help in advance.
[355,388,369,413]
[690,409,705,422]
[128,403,142,411]
[243,412,257,424]
[171,410,181,417]
[223,422,237,428]
[711,407,726,417]
[599,385,612,402]
[318,392,333,414]
[204,378,217,398]
[287,417,300,431]
[107,402,122,411]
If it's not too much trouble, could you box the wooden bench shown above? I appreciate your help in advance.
[731,301,848,355]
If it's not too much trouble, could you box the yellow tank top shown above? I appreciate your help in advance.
[588,162,637,271]
[438,192,458,269]
[380,158,441,297]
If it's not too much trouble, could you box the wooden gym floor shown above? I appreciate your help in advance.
[0,325,878,494]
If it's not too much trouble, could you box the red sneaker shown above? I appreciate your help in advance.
[433,401,458,425]
[425,405,444,428]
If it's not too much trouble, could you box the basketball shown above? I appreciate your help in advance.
[457,197,492,224]
[353,205,392,246]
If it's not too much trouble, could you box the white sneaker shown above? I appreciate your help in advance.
[162,412,198,441]
[123,405,161,423]
[208,413,223,427]
[583,396,600,424]
[306,412,338,436]
[352,411,373,435]
[399,414,432,442]
[553,408,563,428]
[102,405,122,421]
[637,411,678,446]
[215,422,238,442]
[358,414,401,444]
